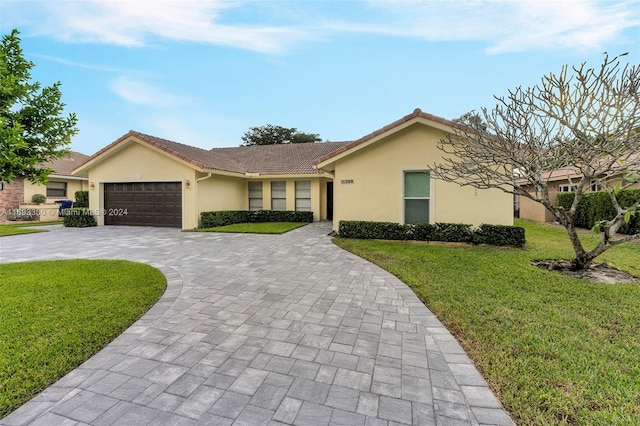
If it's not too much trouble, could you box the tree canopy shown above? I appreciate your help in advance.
[453,111,487,132]
[0,29,78,184]
[241,124,321,146]
[431,53,640,270]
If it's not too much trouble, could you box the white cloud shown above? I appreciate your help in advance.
[30,53,149,75]
[16,0,307,53]
[4,0,637,55]
[335,0,640,54]
[110,76,189,107]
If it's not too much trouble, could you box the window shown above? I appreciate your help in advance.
[271,181,286,211]
[295,181,311,211]
[46,181,67,198]
[558,184,578,193]
[248,182,263,211]
[404,171,430,224]
[590,180,601,192]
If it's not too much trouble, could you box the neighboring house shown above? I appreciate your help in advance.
[73,109,514,230]
[516,167,640,223]
[0,151,89,223]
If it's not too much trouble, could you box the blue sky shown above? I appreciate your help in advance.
[1,0,639,154]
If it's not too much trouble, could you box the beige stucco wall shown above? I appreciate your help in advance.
[518,195,553,222]
[239,177,330,222]
[20,178,88,222]
[330,123,513,229]
[86,141,198,228]
[196,173,246,226]
[23,178,88,204]
[83,140,334,229]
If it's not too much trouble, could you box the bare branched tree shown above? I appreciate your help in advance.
[430,53,640,270]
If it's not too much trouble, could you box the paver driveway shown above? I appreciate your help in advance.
[0,222,512,425]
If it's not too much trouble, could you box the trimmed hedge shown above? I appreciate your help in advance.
[74,191,89,208]
[200,210,313,228]
[423,223,474,243]
[337,221,413,240]
[62,208,97,228]
[557,189,640,234]
[338,220,525,247]
[472,224,526,247]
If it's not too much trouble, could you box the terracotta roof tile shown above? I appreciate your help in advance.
[77,110,463,176]
[41,151,90,177]
[212,142,349,175]
[76,130,350,176]
[129,131,246,172]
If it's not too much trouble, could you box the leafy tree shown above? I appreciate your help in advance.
[453,110,487,132]
[1,29,78,184]
[241,124,321,146]
[430,53,640,270]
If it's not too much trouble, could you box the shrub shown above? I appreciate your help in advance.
[200,210,313,228]
[74,191,89,208]
[31,194,46,204]
[338,221,413,240]
[432,223,474,243]
[473,224,526,247]
[200,211,250,228]
[557,189,640,234]
[338,220,525,247]
[62,208,97,227]
[250,210,313,223]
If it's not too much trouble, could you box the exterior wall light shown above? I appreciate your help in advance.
[185,180,191,189]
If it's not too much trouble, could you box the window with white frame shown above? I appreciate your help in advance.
[46,181,67,198]
[295,181,311,211]
[404,171,430,224]
[558,184,578,192]
[248,181,263,211]
[271,181,286,211]
[590,180,602,192]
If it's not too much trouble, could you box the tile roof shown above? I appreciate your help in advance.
[77,109,466,176]
[212,142,349,175]
[129,131,249,173]
[515,153,640,185]
[41,151,90,177]
[76,130,349,176]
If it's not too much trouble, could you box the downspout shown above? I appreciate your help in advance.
[194,173,213,228]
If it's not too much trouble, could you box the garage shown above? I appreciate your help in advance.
[104,182,182,227]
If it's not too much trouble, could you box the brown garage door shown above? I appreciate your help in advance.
[104,182,182,227]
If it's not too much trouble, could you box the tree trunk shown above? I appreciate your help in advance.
[565,224,590,270]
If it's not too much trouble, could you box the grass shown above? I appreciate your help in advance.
[333,219,640,425]
[0,221,63,237]
[191,222,309,234]
[0,260,166,418]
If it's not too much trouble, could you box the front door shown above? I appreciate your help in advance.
[327,182,334,221]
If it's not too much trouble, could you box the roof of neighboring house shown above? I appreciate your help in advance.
[315,108,464,166]
[41,151,90,177]
[74,130,351,176]
[515,151,640,186]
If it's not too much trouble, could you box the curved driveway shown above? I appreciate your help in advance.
[0,222,512,425]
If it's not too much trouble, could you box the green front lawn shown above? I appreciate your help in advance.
[192,222,308,234]
[334,220,640,425]
[0,260,166,418]
[0,221,63,237]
